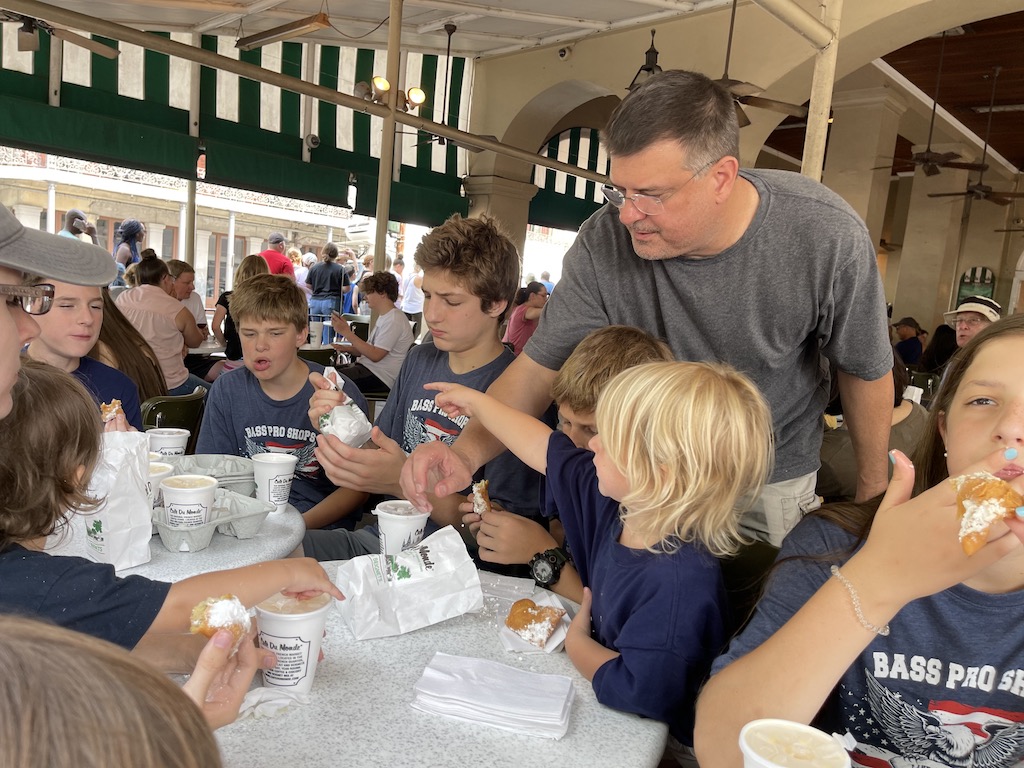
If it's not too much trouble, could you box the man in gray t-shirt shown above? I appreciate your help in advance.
[403,70,893,547]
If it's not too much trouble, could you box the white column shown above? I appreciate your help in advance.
[326,226,333,244]
[225,211,237,290]
[194,229,213,302]
[13,205,43,229]
[147,223,166,256]
[46,183,57,233]
[178,203,188,259]
[245,236,263,258]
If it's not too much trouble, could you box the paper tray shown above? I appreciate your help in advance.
[165,454,256,497]
[153,488,273,552]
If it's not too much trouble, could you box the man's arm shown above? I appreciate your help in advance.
[835,370,893,502]
[401,353,557,507]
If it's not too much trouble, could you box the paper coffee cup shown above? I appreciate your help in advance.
[256,592,333,693]
[375,500,430,555]
[160,474,218,528]
[739,719,851,768]
[309,321,324,348]
[147,462,175,509]
[252,452,299,511]
[148,427,190,457]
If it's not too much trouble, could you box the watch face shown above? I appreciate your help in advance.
[533,559,554,583]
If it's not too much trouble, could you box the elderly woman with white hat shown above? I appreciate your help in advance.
[944,296,1001,347]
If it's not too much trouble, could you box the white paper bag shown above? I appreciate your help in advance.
[80,431,152,569]
[334,526,483,640]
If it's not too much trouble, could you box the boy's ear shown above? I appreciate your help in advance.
[485,298,508,319]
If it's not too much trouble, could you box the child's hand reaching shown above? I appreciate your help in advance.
[425,382,482,419]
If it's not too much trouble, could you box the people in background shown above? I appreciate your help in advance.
[501,281,548,356]
[293,249,314,302]
[89,288,167,402]
[258,232,295,278]
[695,314,1024,766]
[115,253,208,395]
[26,279,142,430]
[918,323,957,375]
[400,261,424,338]
[211,253,269,375]
[112,218,145,286]
[168,259,222,384]
[306,243,350,346]
[890,315,922,366]
[329,271,413,395]
[539,270,555,294]
[402,69,893,549]
[57,208,99,245]
[945,295,1001,348]
[817,352,926,503]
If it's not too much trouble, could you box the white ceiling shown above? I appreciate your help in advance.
[10,0,735,59]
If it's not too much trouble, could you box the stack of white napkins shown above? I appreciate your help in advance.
[411,652,575,739]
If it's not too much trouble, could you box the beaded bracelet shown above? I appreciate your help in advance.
[830,565,890,637]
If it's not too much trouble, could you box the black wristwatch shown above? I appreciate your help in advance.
[529,547,569,588]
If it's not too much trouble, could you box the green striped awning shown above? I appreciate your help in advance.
[529,127,609,231]
[0,27,470,224]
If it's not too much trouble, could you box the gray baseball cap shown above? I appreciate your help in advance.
[0,204,116,285]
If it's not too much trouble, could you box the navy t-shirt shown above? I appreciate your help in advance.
[544,431,728,745]
[0,544,170,649]
[72,356,144,430]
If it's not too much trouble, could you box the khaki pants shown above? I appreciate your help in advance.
[737,471,820,547]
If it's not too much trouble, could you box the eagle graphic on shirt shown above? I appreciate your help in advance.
[848,672,1024,767]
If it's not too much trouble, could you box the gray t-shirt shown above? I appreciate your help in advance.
[526,169,892,483]
[376,342,542,518]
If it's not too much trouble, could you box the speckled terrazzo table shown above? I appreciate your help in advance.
[216,569,669,768]
[45,506,306,582]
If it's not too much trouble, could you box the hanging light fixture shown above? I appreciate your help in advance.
[627,30,662,91]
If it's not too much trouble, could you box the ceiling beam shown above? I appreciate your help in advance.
[405,0,609,30]
[750,0,833,49]
[3,0,608,184]
[192,0,289,34]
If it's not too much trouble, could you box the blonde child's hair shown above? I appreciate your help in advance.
[229,273,308,333]
[0,616,221,767]
[551,326,673,414]
[596,361,773,557]
[0,360,102,550]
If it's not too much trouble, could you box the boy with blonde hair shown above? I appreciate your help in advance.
[197,274,367,520]
[462,325,673,597]
[431,361,773,762]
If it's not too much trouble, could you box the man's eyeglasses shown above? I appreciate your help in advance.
[600,158,718,216]
[955,316,988,328]
[1,284,55,315]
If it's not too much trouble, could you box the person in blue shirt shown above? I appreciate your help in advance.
[426,360,773,762]
[25,279,143,430]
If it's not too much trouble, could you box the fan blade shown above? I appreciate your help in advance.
[733,101,751,128]
[928,192,972,199]
[741,95,808,119]
[985,195,1014,206]
[995,228,1024,232]
[987,191,1024,198]
[943,162,988,172]
[49,27,119,59]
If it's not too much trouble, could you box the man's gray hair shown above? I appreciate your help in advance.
[603,70,740,172]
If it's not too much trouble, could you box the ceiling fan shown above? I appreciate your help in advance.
[715,0,808,128]
[409,23,485,152]
[879,31,987,177]
[1,12,119,59]
[929,66,1024,206]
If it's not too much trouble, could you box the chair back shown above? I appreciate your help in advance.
[719,540,780,635]
[140,387,207,454]
[297,347,337,366]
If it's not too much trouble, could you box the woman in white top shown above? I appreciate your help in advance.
[399,262,424,338]
[115,254,209,395]
[329,271,413,394]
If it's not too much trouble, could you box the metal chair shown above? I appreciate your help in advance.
[140,386,207,454]
[297,347,337,366]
